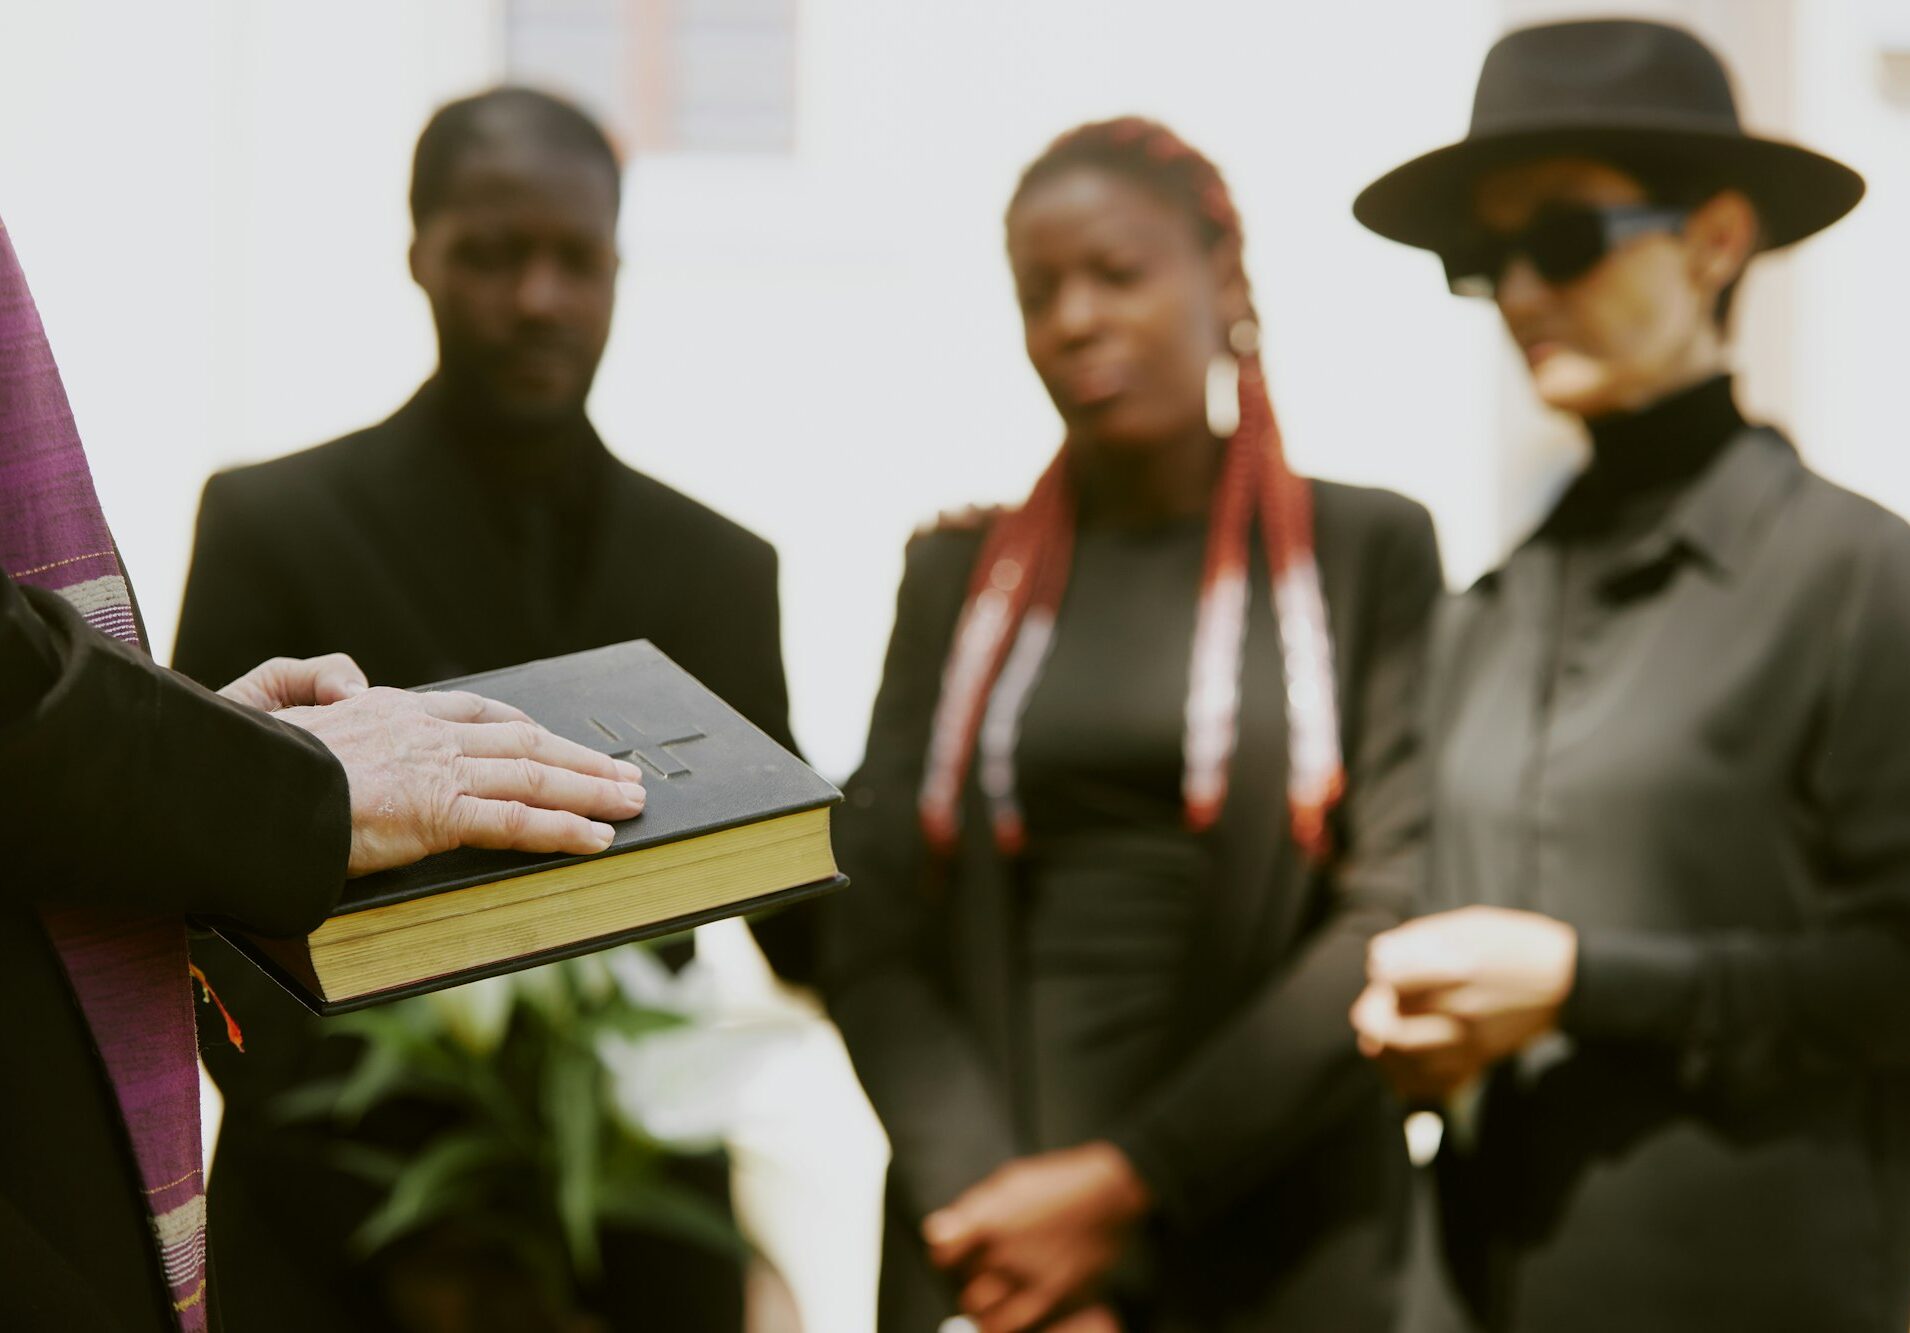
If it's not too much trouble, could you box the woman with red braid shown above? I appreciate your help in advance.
[821,118,1443,1333]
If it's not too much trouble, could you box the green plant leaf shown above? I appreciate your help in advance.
[566,953,619,1006]
[424,974,516,1055]
[350,1130,512,1257]
[332,999,441,1049]
[594,1175,752,1261]
[513,962,576,1030]
[269,1075,349,1125]
[330,1038,420,1127]
[330,1143,406,1189]
[542,1033,605,1279]
[588,1004,689,1042]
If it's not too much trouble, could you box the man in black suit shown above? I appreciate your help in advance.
[3,599,649,1332]
[173,88,803,1331]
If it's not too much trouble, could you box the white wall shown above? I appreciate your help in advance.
[542,0,1509,778]
[1791,0,1910,514]
[8,3,1901,779]
[0,0,498,670]
[2,0,1501,783]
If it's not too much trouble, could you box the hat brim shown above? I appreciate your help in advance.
[1353,122,1863,255]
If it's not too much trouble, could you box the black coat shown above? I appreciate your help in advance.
[170,383,803,1332]
[822,481,1443,1331]
[1425,428,1910,1332]
[173,380,808,976]
[0,571,348,1333]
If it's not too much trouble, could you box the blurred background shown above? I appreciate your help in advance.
[6,0,1910,1327]
[12,0,1910,782]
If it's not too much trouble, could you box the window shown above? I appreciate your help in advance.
[504,0,799,154]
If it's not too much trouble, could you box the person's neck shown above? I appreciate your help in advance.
[1068,425,1221,530]
[427,374,595,483]
[1585,370,1740,456]
[1582,330,1729,422]
[1557,372,1744,523]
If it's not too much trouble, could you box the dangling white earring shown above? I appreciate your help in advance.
[1206,351,1240,438]
[1206,320,1259,438]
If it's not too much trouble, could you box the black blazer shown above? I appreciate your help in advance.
[822,481,1443,1331]
[173,383,796,754]
[0,572,348,1333]
[170,384,800,1332]
[174,382,809,976]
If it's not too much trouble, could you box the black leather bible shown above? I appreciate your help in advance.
[215,640,844,1014]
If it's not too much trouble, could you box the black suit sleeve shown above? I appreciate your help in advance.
[821,532,1022,1221]
[1562,515,1910,1091]
[173,471,313,691]
[732,541,796,755]
[713,539,818,981]
[1,569,349,933]
[1107,500,1443,1227]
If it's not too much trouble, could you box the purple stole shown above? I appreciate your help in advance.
[0,217,207,1329]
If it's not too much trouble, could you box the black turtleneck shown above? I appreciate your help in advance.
[1548,374,1745,542]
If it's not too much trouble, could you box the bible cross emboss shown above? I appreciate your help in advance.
[588,712,708,779]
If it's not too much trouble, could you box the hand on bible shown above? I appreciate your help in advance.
[923,1141,1150,1333]
[218,652,369,711]
[1353,907,1578,1100]
[277,687,647,876]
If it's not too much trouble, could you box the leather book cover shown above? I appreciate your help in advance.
[334,638,842,915]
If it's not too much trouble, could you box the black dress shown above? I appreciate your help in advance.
[1016,519,1207,1321]
[1424,378,1910,1332]
[825,480,1444,1331]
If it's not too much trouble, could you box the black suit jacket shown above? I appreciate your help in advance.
[173,382,795,749]
[822,481,1442,1331]
[171,383,800,1331]
[174,382,808,976]
[0,571,348,1333]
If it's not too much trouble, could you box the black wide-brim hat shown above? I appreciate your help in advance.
[1354,19,1863,255]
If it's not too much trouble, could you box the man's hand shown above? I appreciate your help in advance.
[1354,906,1578,1098]
[219,653,369,711]
[922,1141,1150,1333]
[278,687,647,876]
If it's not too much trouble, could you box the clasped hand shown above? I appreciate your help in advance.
[1350,906,1578,1104]
[922,1141,1149,1333]
[219,653,646,876]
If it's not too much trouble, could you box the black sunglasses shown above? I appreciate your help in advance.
[1440,203,1691,298]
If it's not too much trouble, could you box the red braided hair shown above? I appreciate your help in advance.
[919,118,1343,861]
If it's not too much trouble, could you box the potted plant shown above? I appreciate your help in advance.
[278,948,750,1331]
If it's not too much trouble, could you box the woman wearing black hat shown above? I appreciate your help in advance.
[1349,19,1910,1333]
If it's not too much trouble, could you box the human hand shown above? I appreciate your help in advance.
[923,1141,1150,1333]
[1350,978,1485,1104]
[1361,907,1577,1073]
[278,687,647,876]
[219,652,369,711]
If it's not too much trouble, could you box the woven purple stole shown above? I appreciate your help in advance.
[0,218,207,1328]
